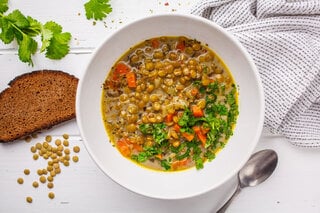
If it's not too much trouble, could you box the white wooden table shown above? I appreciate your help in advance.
[1,1,320,212]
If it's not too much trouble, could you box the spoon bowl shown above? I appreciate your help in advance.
[217,149,278,212]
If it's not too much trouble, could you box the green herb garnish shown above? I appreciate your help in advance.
[84,0,112,21]
[0,0,71,65]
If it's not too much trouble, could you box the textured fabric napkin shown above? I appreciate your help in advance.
[191,0,320,147]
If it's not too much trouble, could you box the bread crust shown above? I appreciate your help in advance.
[0,70,78,142]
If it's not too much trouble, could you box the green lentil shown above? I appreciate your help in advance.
[17,178,24,184]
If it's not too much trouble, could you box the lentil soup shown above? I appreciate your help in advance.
[101,36,238,171]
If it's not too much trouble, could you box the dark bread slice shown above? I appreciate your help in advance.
[0,70,78,142]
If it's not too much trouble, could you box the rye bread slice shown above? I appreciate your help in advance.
[0,70,78,142]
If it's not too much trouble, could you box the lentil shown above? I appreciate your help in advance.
[24,169,30,175]
[17,178,24,184]
[73,146,80,153]
[72,156,79,163]
[32,181,39,188]
[26,196,33,203]
[48,192,55,199]
[47,182,54,189]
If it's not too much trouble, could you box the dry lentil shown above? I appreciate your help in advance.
[39,176,46,183]
[35,143,42,150]
[33,154,39,160]
[55,168,61,174]
[18,133,79,203]
[72,156,79,163]
[17,178,24,184]
[37,169,43,176]
[48,192,55,199]
[63,140,69,146]
[47,176,54,182]
[26,196,33,203]
[55,139,61,146]
[64,149,70,155]
[30,146,37,153]
[62,134,69,139]
[24,169,30,175]
[73,146,80,153]
[47,182,54,189]
[45,135,52,142]
[32,181,39,188]
[63,161,70,167]
[50,171,56,177]
[24,136,32,143]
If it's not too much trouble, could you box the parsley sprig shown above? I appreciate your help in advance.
[0,0,71,66]
[84,0,112,21]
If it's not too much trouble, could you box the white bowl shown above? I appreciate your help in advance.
[76,14,264,200]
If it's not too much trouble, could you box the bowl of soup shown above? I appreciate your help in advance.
[76,14,264,199]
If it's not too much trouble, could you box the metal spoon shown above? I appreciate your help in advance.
[216,149,278,213]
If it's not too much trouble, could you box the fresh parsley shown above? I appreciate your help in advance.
[0,0,71,65]
[139,123,167,145]
[84,0,112,21]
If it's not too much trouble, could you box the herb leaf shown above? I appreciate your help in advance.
[0,0,8,14]
[18,34,37,65]
[160,159,171,171]
[139,123,167,145]
[84,0,112,21]
[0,2,71,65]
[42,21,71,59]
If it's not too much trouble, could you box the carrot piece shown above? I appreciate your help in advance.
[197,132,207,147]
[151,38,160,48]
[191,87,199,96]
[182,132,194,142]
[117,139,131,157]
[126,72,137,88]
[173,123,181,132]
[193,126,207,146]
[115,63,130,74]
[191,105,204,117]
[155,154,162,159]
[132,144,143,152]
[113,63,130,80]
[165,113,174,123]
[172,158,189,170]
[176,40,185,51]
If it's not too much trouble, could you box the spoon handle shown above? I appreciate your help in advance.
[216,183,242,213]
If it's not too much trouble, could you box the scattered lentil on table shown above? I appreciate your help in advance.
[16,134,80,203]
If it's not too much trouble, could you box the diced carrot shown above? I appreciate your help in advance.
[115,63,130,74]
[191,87,199,96]
[117,139,131,157]
[165,113,174,123]
[193,126,207,146]
[182,132,194,142]
[173,123,181,132]
[155,154,162,159]
[191,105,204,117]
[151,38,160,48]
[126,72,137,88]
[197,132,207,147]
[192,125,201,133]
[132,143,143,152]
[201,125,210,134]
[113,63,130,80]
[176,41,185,51]
[172,158,189,170]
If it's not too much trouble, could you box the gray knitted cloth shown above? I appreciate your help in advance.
[191,0,320,147]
